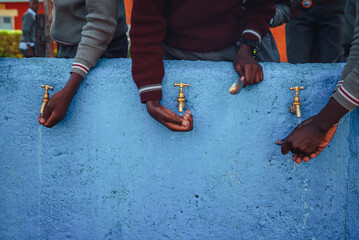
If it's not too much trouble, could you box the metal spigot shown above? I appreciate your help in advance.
[174,83,189,113]
[40,85,53,115]
[290,86,304,118]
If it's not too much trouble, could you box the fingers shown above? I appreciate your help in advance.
[292,154,303,164]
[244,64,252,88]
[164,110,185,126]
[157,107,193,132]
[309,147,325,159]
[183,110,193,131]
[39,103,54,124]
[42,113,63,128]
[39,102,65,128]
[303,156,311,162]
[165,110,193,132]
[255,65,263,84]
[242,64,263,87]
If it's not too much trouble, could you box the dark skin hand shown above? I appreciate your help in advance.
[146,100,193,132]
[233,44,263,88]
[276,98,348,164]
[38,73,84,128]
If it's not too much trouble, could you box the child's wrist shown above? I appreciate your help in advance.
[64,73,84,97]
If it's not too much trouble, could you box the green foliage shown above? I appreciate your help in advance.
[0,30,22,58]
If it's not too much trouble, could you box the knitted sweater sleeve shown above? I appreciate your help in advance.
[332,0,359,111]
[70,0,119,78]
[130,0,166,103]
[242,0,276,42]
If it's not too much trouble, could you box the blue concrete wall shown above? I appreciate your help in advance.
[0,58,358,240]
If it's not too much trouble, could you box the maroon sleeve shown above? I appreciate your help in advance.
[130,0,166,103]
[242,0,276,42]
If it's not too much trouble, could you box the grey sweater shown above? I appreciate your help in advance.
[51,0,128,78]
[333,0,359,111]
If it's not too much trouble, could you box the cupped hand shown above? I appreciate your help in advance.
[233,44,263,88]
[146,100,193,132]
[276,116,338,164]
[38,88,74,128]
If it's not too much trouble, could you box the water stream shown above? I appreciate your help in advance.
[37,125,42,240]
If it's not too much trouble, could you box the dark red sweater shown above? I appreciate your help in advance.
[130,0,276,103]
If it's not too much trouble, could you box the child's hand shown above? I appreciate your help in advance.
[233,44,263,88]
[277,116,338,164]
[38,88,74,128]
[146,100,193,132]
[38,73,83,128]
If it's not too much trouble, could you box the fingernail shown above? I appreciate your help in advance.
[40,118,45,123]
[183,120,188,126]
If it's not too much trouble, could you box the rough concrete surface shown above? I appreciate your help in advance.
[0,58,358,240]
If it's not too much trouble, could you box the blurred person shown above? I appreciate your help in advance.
[19,0,39,58]
[286,0,346,63]
[257,0,291,62]
[278,0,359,164]
[38,0,128,128]
[334,0,356,62]
[130,0,275,132]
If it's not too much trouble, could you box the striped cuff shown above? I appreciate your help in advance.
[333,80,344,93]
[138,84,162,103]
[242,29,262,43]
[332,85,359,111]
[70,62,90,79]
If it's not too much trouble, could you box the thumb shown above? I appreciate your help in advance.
[281,137,291,155]
[234,64,248,88]
[40,103,54,124]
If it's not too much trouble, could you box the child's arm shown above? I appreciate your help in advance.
[130,0,193,132]
[39,73,83,128]
[234,0,275,87]
[39,0,119,128]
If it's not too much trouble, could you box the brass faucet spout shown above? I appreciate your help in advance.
[289,86,304,118]
[295,104,301,118]
[174,83,189,113]
[40,85,53,114]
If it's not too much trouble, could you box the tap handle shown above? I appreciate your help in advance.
[41,85,53,93]
[290,86,304,91]
[290,86,304,94]
[174,83,189,88]
[174,83,189,92]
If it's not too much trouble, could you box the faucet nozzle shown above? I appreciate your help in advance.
[290,86,304,118]
[40,85,53,114]
[174,83,189,113]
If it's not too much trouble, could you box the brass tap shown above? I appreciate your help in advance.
[40,85,53,114]
[290,86,304,118]
[174,83,189,113]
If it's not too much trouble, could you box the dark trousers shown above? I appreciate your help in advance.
[286,4,345,63]
[57,34,128,59]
